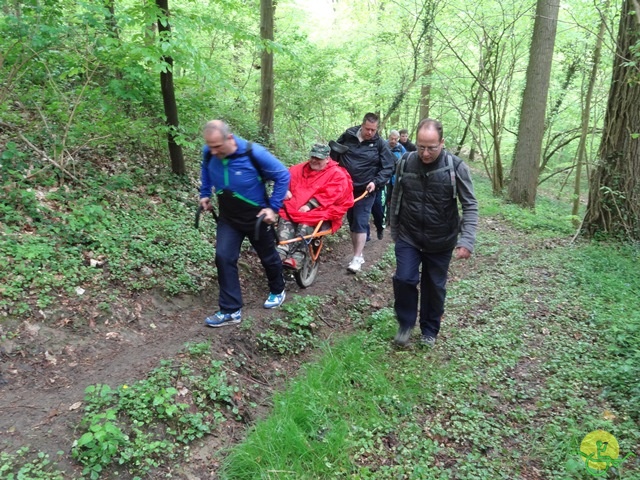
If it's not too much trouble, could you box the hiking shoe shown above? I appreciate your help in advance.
[394,328,412,346]
[205,310,242,327]
[377,229,384,240]
[264,291,286,309]
[347,256,365,273]
[420,335,436,347]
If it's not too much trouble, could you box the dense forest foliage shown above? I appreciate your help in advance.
[2,0,637,224]
[1,0,639,320]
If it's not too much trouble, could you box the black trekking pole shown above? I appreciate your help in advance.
[254,213,266,241]
[195,205,218,229]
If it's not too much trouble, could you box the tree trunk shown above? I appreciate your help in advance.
[259,0,275,142]
[156,0,185,175]
[544,57,578,130]
[383,1,435,130]
[582,0,640,239]
[419,34,433,120]
[104,0,119,39]
[455,82,480,155]
[474,87,484,164]
[572,2,608,226]
[508,0,560,207]
[490,90,504,193]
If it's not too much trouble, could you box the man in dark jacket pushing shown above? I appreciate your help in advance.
[389,118,478,347]
[333,113,395,273]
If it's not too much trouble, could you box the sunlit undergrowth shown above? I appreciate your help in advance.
[473,172,581,236]
[0,163,218,316]
[562,243,640,420]
[3,155,638,478]
[220,178,639,479]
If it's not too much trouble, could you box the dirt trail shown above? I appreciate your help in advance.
[0,229,394,477]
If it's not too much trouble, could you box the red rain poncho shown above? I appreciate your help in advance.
[279,159,354,233]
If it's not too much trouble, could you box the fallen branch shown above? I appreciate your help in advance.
[221,363,272,389]
[316,313,334,328]
[1,121,82,183]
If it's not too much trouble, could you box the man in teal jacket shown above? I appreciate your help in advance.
[199,120,290,327]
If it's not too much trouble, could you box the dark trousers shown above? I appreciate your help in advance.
[215,219,284,313]
[347,191,376,233]
[371,188,385,232]
[393,238,452,338]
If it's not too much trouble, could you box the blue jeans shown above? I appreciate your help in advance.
[393,238,453,338]
[215,219,284,313]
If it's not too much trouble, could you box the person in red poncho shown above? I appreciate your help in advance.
[277,143,354,269]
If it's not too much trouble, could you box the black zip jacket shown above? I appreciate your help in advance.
[333,126,395,192]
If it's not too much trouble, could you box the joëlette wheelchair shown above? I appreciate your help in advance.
[276,189,368,288]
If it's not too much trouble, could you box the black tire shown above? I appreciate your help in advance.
[294,254,319,288]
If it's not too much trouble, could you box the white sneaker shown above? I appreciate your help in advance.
[347,256,365,273]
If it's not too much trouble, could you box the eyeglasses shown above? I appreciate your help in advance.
[417,145,441,153]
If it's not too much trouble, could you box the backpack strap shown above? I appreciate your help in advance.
[245,142,264,181]
[446,153,456,199]
[393,151,460,210]
[413,152,459,199]
[206,141,270,205]
[448,153,463,200]
[245,142,273,208]
[393,151,414,216]
[205,141,264,180]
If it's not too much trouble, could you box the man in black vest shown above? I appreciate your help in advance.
[389,119,478,347]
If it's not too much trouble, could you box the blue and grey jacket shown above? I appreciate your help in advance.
[389,143,406,185]
[199,135,290,212]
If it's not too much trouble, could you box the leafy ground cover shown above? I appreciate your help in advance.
[219,200,640,479]
[1,166,638,479]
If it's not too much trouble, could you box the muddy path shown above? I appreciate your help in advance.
[0,228,396,478]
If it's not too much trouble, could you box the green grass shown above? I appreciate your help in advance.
[474,171,582,236]
[219,178,640,479]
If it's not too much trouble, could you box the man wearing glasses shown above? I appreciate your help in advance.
[389,118,478,347]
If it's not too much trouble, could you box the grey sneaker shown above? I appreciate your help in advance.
[394,328,412,346]
[420,335,436,347]
[205,309,242,327]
